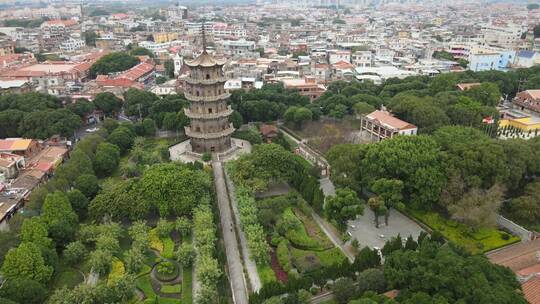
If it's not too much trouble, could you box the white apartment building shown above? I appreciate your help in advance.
[481,23,525,49]
[222,39,257,58]
[328,50,351,64]
[59,37,85,52]
[352,51,373,68]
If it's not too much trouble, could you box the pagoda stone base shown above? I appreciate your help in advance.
[191,136,232,154]
[169,138,251,163]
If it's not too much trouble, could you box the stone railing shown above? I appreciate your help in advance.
[185,77,228,85]
[184,92,231,102]
[185,123,235,139]
[184,105,233,119]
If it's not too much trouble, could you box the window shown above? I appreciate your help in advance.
[206,74,210,80]
[208,108,212,114]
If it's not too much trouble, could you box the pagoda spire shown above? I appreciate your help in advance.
[201,21,207,52]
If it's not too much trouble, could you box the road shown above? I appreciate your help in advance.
[224,169,262,292]
[212,161,249,304]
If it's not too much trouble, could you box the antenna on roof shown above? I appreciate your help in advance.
[201,20,207,52]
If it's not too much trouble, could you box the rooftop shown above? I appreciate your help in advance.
[185,51,227,68]
[0,139,34,152]
[365,110,417,130]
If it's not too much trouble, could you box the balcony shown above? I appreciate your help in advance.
[184,105,234,119]
[185,76,228,85]
[185,123,235,139]
[184,92,231,103]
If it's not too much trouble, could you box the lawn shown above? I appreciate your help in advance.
[162,236,175,259]
[51,267,84,289]
[409,209,520,254]
[182,265,193,304]
[161,284,181,294]
[136,275,154,298]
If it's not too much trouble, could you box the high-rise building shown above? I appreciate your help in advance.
[183,32,234,153]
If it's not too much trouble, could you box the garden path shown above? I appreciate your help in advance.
[213,161,249,304]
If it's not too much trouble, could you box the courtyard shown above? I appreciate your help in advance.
[347,209,425,250]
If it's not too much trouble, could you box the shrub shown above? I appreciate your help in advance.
[107,257,125,284]
[63,241,87,265]
[277,240,292,273]
[156,218,174,238]
[202,152,212,162]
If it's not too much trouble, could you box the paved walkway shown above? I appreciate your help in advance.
[212,161,249,304]
[224,169,262,293]
[319,177,336,196]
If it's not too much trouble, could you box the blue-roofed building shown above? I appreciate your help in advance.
[468,49,516,72]
[515,50,540,68]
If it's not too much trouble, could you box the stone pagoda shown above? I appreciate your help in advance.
[183,28,234,153]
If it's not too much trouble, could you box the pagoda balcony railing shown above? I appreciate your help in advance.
[184,92,231,102]
[185,123,235,139]
[184,105,233,119]
[185,76,228,85]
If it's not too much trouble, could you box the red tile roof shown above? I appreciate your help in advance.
[42,19,78,27]
[116,62,154,81]
[366,110,417,130]
[487,238,540,272]
[523,276,540,304]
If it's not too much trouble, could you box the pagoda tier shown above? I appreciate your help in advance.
[184,50,234,153]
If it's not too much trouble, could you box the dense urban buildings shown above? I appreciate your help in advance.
[0,1,539,304]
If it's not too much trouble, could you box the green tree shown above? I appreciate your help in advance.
[89,52,139,78]
[332,277,357,304]
[129,47,154,58]
[73,174,100,198]
[534,24,540,38]
[88,249,113,275]
[164,59,175,78]
[324,188,364,229]
[20,217,52,249]
[66,189,90,219]
[142,118,156,136]
[93,92,122,116]
[41,192,78,246]
[464,82,501,107]
[93,142,120,177]
[107,126,135,154]
[371,178,404,208]
[124,247,145,274]
[63,240,87,265]
[156,218,174,238]
[357,268,386,295]
[175,217,192,237]
[352,246,381,272]
[139,163,212,217]
[124,88,159,118]
[83,31,99,47]
[353,102,375,115]
[0,277,47,304]
[1,242,53,284]
[361,136,445,209]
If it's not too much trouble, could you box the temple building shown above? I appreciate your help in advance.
[183,35,235,153]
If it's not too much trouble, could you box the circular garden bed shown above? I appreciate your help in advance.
[154,260,179,282]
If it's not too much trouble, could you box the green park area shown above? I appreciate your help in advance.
[408,209,520,254]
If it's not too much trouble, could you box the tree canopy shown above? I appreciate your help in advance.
[89,52,139,78]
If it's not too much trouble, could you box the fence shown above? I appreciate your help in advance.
[497,215,533,242]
